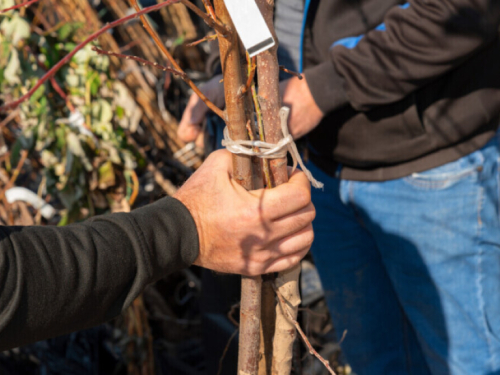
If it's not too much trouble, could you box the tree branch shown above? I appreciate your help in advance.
[279,66,303,80]
[129,0,224,119]
[186,33,217,47]
[248,64,272,189]
[241,56,257,96]
[92,47,187,78]
[180,0,227,35]
[1,0,40,14]
[272,282,337,375]
[26,45,76,113]
[0,110,19,129]
[217,328,239,375]
[201,0,217,21]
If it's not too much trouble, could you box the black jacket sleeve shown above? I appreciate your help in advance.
[306,0,500,113]
[0,197,199,351]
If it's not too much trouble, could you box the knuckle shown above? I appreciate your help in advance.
[298,205,316,228]
[303,226,315,248]
[290,255,301,268]
[279,256,299,272]
[262,250,274,264]
[205,150,220,163]
[245,263,261,277]
[309,203,317,221]
[255,250,272,266]
[295,186,311,208]
[209,148,227,158]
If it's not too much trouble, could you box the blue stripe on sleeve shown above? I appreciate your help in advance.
[299,0,312,73]
[331,2,409,49]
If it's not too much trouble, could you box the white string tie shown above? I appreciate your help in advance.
[222,107,324,189]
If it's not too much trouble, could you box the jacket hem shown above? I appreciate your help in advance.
[310,130,497,181]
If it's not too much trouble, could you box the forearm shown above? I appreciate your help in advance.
[0,197,198,350]
[306,0,500,113]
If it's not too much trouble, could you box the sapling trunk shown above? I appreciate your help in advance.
[259,278,277,375]
[255,0,288,187]
[271,266,301,375]
[213,1,262,374]
[213,1,302,373]
[254,1,302,374]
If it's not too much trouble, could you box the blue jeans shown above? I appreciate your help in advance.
[308,133,500,375]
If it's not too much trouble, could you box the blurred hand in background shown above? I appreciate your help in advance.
[177,74,225,148]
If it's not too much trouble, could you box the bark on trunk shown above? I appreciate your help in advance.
[272,266,301,375]
[253,1,302,374]
[255,0,287,187]
[213,2,262,374]
[258,278,277,375]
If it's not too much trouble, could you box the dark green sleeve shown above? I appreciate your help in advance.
[0,197,199,351]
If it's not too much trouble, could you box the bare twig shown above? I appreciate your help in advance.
[40,22,67,37]
[246,120,256,142]
[201,0,217,21]
[26,45,77,112]
[129,0,224,119]
[50,77,74,110]
[228,302,240,327]
[248,58,272,188]
[127,170,139,206]
[92,47,187,78]
[279,66,303,80]
[272,283,337,375]
[186,33,217,47]
[339,330,348,345]
[0,0,40,13]
[241,56,257,96]
[0,150,28,202]
[0,0,181,112]
[128,0,178,68]
[34,175,46,225]
[0,110,19,129]
[180,0,227,35]
[217,328,239,375]
[298,307,328,319]
[119,39,140,53]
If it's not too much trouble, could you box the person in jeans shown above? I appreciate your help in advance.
[280,0,500,374]
[180,0,500,373]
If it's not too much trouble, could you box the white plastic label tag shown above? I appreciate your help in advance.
[223,0,275,57]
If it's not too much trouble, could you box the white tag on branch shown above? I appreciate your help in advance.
[223,0,275,57]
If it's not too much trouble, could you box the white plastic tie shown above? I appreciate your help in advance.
[222,107,324,189]
[68,110,96,139]
[5,187,56,220]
